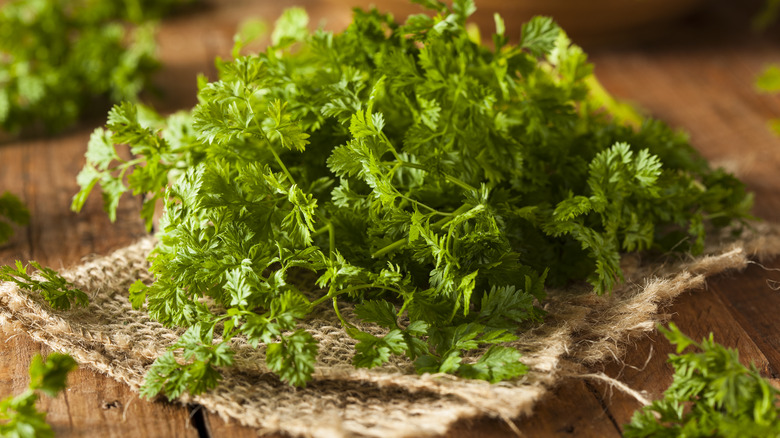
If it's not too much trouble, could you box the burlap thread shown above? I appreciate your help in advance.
[2,222,780,437]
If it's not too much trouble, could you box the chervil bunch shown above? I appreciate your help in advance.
[73,0,751,396]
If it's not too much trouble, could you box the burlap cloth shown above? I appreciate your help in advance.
[2,222,780,437]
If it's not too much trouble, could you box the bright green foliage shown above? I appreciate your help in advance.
[625,323,780,438]
[0,0,197,133]
[756,65,780,94]
[71,103,196,228]
[756,65,780,133]
[0,353,77,438]
[0,261,89,310]
[140,323,234,398]
[75,1,752,396]
[0,192,29,244]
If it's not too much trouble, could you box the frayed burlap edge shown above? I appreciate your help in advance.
[2,222,780,437]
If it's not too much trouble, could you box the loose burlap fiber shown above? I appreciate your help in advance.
[2,222,780,437]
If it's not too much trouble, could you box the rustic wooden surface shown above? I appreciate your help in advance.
[2,0,780,436]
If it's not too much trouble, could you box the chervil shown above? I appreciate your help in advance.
[625,324,780,438]
[0,353,77,438]
[73,0,752,396]
[0,0,197,133]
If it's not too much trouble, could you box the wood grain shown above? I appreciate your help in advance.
[710,263,780,380]
[511,380,622,437]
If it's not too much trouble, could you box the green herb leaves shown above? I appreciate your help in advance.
[0,192,29,244]
[542,143,665,293]
[625,324,780,438]
[141,324,234,399]
[76,2,751,397]
[0,261,88,310]
[0,0,196,133]
[520,16,558,57]
[0,353,77,438]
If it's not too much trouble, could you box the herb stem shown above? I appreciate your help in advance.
[380,132,403,162]
[432,204,472,227]
[248,110,297,185]
[118,158,145,179]
[312,225,329,236]
[269,147,296,185]
[312,220,336,258]
[371,239,406,259]
[396,161,478,192]
[371,204,471,258]
[327,221,335,259]
[396,194,452,216]
[311,283,403,308]
[332,297,351,328]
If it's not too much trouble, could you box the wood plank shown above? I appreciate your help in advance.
[203,414,262,438]
[709,261,780,379]
[510,379,622,437]
[590,2,780,225]
[0,137,30,261]
[588,1,780,429]
[151,0,353,114]
[18,132,149,266]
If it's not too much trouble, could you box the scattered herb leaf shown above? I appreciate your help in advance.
[0,353,77,438]
[625,323,780,438]
[0,261,88,310]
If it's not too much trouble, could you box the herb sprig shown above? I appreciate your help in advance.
[625,324,780,438]
[0,353,77,438]
[74,1,752,396]
[0,261,88,311]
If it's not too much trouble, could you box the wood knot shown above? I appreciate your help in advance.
[560,425,575,434]
[101,400,122,410]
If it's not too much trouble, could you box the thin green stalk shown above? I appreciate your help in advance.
[380,132,403,162]
[248,110,297,185]
[397,161,478,192]
[269,147,296,185]
[312,220,336,259]
[328,222,335,259]
[397,194,453,216]
[312,225,330,236]
[310,283,404,308]
[118,158,145,179]
[371,239,406,259]
[371,203,471,259]
[332,297,351,329]
[432,204,472,227]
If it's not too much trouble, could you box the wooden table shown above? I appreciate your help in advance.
[2,0,780,436]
